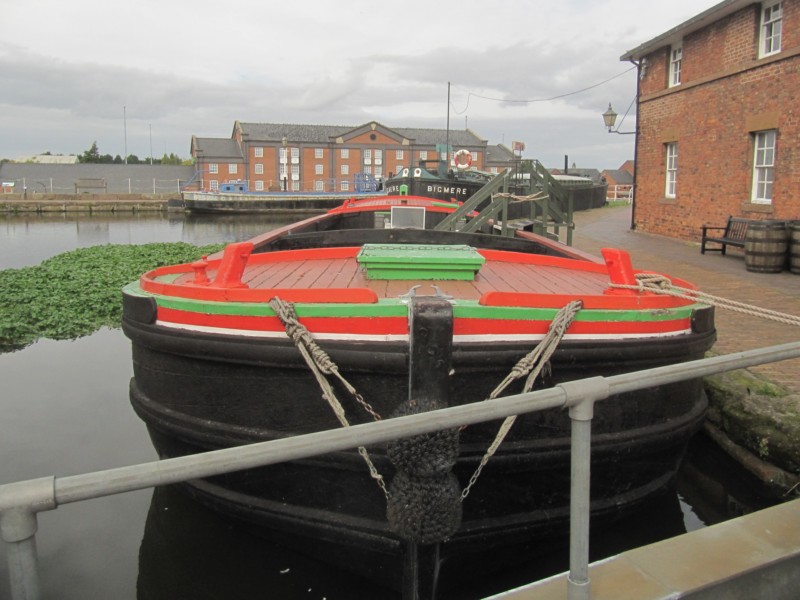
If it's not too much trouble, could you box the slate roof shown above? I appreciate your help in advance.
[485,144,516,163]
[603,169,634,185]
[235,122,485,147]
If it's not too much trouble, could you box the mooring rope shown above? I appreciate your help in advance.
[460,300,584,500]
[269,297,388,498]
[609,274,800,328]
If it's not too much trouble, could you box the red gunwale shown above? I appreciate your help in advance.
[156,308,692,336]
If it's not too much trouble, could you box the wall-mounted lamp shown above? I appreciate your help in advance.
[602,103,636,135]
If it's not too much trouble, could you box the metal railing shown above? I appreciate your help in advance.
[3,342,800,600]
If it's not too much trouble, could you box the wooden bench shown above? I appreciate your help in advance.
[701,216,749,255]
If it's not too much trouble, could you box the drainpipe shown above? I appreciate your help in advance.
[628,57,643,231]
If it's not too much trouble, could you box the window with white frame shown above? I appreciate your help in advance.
[341,148,349,159]
[396,150,404,160]
[315,180,324,192]
[363,149,372,164]
[208,163,218,174]
[229,164,238,174]
[341,164,349,175]
[752,130,776,204]
[291,147,299,163]
[280,148,288,163]
[291,164,299,181]
[255,180,264,191]
[255,163,264,175]
[315,164,324,175]
[315,148,324,159]
[254,147,263,158]
[669,44,682,87]
[375,166,383,178]
[291,180,300,191]
[760,2,782,57]
[375,150,382,164]
[419,151,428,160]
[279,163,287,178]
[665,143,678,198]
[395,165,403,174]
[210,180,219,191]
[340,180,349,191]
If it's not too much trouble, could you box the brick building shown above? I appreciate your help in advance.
[621,0,799,240]
[190,121,511,193]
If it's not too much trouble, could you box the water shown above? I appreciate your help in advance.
[0,213,781,599]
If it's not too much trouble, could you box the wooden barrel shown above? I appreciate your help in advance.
[745,220,788,273]
[790,222,800,274]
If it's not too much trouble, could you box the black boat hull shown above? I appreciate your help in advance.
[123,310,714,587]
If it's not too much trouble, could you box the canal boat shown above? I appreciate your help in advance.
[121,194,716,593]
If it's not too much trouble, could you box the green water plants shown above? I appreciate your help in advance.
[0,242,223,351]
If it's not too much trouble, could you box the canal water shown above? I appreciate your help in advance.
[0,212,781,599]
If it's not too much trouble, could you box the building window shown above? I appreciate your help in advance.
[315,164,324,175]
[375,150,382,165]
[255,180,264,191]
[396,164,403,174]
[208,163,218,174]
[760,2,782,58]
[396,150,404,160]
[341,164,349,175]
[279,163,287,178]
[364,149,372,164]
[254,147,263,158]
[315,148,324,159]
[291,181,300,192]
[419,151,428,160]
[315,180,324,191]
[340,180,350,191]
[669,44,682,87]
[229,164,238,175]
[341,148,349,159]
[291,147,299,163]
[665,143,678,198]
[291,164,299,181]
[209,180,219,191]
[752,130,776,204]
[280,147,288,163]
[375,166,383,178]
[255,163,263,175]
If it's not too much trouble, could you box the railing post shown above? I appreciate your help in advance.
[558,377,610,600]
[0,477,57,600]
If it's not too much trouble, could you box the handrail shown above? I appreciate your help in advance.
[3,341,800,600]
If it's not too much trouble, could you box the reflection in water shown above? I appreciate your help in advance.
[0,212,311,270]
[137,482,693,600]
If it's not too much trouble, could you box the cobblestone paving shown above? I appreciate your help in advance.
[568,204,800,394]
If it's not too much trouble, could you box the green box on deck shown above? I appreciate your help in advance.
[357,244,485,280]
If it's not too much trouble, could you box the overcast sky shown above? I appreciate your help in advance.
[1,0,720,170]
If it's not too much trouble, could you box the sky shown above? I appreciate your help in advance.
[1,0,721,170]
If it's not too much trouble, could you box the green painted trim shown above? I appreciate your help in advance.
[126,281,701,323]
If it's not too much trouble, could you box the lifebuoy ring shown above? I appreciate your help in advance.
[453,149,472,170]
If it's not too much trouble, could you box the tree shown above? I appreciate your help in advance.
[78,141,102,163]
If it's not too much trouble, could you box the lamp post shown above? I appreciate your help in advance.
[602,103,636,135]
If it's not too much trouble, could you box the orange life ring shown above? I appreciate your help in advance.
[453,149,472,170]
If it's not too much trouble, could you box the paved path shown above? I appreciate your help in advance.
[568,204,800,393]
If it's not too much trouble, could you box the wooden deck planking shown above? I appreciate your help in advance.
[229,255,609,299]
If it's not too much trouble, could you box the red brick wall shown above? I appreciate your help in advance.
[634,0,800,241]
